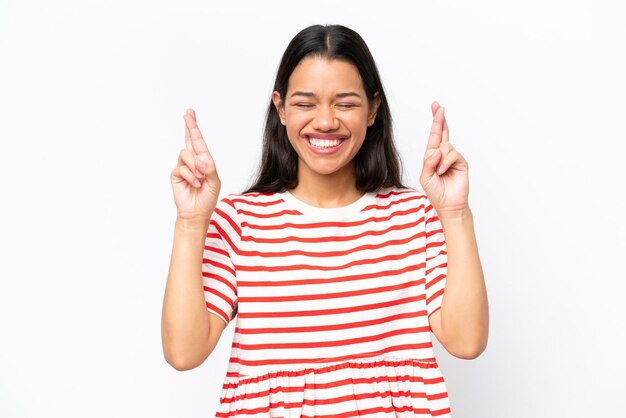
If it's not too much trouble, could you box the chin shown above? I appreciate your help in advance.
[307,161,352,177]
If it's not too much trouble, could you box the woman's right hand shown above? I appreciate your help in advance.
[170,108,221,225]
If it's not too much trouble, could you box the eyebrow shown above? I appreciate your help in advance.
[290,91,362,99]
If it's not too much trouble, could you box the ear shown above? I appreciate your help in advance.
[272,91,287,126]
[367,92,380,127]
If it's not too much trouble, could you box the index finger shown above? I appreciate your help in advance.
[426,106,444,149]
[184,109,210,155]
[184,111,193,152]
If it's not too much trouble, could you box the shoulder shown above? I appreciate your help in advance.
[217,190,280,212]
[214,190,285,227]
[374,185,430,205]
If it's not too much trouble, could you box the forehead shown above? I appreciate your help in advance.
[287,56,365,95]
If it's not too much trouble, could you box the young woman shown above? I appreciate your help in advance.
[162,24,488,417]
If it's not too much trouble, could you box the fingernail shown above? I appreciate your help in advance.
[437,166,445,175]
[424,149,436,160]
[193,179,201,188]
[196,160,205,172]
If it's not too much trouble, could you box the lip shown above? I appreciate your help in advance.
[304,133,348,140]
[302,135,349,155]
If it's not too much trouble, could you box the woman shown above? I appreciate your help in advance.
[162,24,488,417]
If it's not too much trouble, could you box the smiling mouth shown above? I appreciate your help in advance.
[305,136,347,148]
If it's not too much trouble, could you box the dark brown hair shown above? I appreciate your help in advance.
[242,24,408,194]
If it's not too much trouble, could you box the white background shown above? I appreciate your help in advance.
[1,0,625,417]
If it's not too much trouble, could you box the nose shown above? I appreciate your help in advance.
[312,105,339,131]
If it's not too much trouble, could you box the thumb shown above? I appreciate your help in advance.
[422,148,441,180]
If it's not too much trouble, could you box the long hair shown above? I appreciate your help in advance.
[242,24,408,194]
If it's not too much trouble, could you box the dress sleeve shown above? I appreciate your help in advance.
[424,195,448,318]
[202,195,241,326]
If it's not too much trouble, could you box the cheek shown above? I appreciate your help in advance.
[284,117,307,142]
[285,114,308,131]
[343,113,369,131]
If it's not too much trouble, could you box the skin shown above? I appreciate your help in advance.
[161,56,488,370]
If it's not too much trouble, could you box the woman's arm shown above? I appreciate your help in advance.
[163,108,228,371]
[161,218,226,371]
[428,207,489,359]
[419,102,489,359]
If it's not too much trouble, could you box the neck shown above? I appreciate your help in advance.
[289,160,363,208]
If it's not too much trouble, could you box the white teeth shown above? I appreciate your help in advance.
[308,137,344,148]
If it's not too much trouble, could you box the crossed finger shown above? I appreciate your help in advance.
[184,116,193,152]
[427,101,457,176]
[442,115,449,144]
[431,101,450,144]
[426,105,445,150]
[183,108,216,166]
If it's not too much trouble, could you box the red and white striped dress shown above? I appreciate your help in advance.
[202,185,451,417]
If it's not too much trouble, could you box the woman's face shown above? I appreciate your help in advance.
[272,56,379,179]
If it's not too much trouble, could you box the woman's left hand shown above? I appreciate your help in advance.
[419,102,470,217]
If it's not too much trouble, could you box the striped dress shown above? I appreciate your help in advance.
[202,185,451,417]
